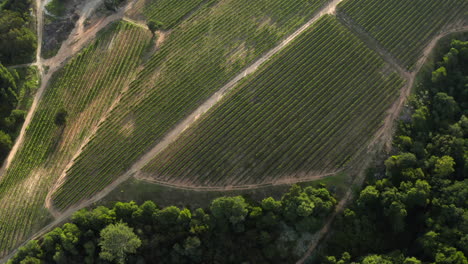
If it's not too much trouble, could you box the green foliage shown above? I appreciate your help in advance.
[7,240,42,264]
[0,62,29,162]
[210,196,248,232]
[54,108,67,126]
[433,155,456,178]
[44,0,65,17]
[99,222,141,264]
[10,185,336,263]
[0,130,13,159]
[432,93,460,125]
[0,10,36,64]
[147,20,163,33]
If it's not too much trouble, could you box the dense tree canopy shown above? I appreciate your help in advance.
[0,63,27,161]
[9,185,336,263]
[0,0,36,65]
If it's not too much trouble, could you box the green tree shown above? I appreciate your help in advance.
[358,185,380,209]
[18,256,41,264]
[55,108,68,126]
[0,130,13,159]
[361,254,393,264]
[99,222,141,264]
[403,257,421,264]
[210,196,248,232]
[435,247,468,264]
[0,10,37,64]
[7,240,43,264]
[432,93,460,125]
[433,156,455,178]
[385,153,418,183]
[147,20,164,34]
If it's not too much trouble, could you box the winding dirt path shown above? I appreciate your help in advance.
[137,170,343,192]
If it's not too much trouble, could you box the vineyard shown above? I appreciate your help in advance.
[337,0,468,69]
[140,15,404,186]
[142,0,208,29]
[1,0,468,260]
[50,0,332,211]
[0,21,151,255]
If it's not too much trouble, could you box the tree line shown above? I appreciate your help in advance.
[9,185,336,263]
[0,0,36,163]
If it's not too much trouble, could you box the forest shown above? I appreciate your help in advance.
[8,185,336,263]
[0,0,36,162]
[0,0,36,64]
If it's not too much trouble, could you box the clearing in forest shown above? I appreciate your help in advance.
[140,16,405,187]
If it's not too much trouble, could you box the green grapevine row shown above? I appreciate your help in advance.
[337,0,468,69]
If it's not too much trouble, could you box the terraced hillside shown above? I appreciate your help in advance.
[140,15,404,187]
[0,21,151,255]
[337,0,468,69]
[50,0,333,211]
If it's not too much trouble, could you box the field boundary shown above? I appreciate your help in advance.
[135,169,344,192]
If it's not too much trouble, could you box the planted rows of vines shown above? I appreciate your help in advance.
[337,0,468,69]
[0,22,151,255]
[50,0,332,211]
[142,0,208,29]
[141,16,404,186]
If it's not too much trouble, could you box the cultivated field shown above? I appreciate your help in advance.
[337,0,468,69]
[140,16,404,186]
[50,0,333,211]
[0,21,151,254]
[143,0,207,29]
